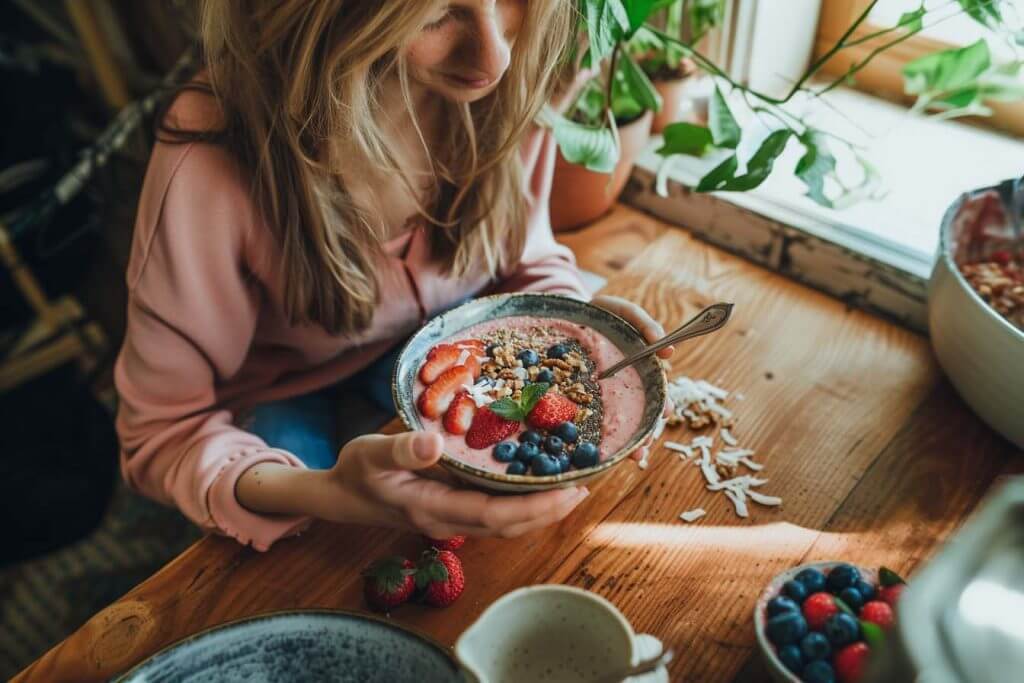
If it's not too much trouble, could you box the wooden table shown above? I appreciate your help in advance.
[16,206,1022,682]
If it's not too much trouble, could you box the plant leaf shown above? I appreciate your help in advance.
[834,596,856,616]
[551,116,619,173]
[695,154,738,192]
[709,85,741,149]
[520,382,550,414]
[697,129,793,192]
[619,52,663,112]
[860,620,886,648]
[625,0,660,34]
[956,0,1004,29]
[897,6,926,33]
[903,40,991,96]
[795,130,836,208]
[658,122,713,156]
[879,566,906,587]
[584,0,630,62]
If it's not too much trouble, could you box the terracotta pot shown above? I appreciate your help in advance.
[651,77,691,133]
[550,110,653,232]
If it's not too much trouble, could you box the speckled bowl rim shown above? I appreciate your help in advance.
[753,561,877,683]
[391,293,668,489]
[113,608,460,681]
[935,183,1024,344]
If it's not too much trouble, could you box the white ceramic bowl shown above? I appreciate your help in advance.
[928,184,1024,448]
[753,561,876,683]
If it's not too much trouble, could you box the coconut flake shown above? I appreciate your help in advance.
[465,379,495,407]
[747,490,783,506]
[665,441,693,459]
[724,489,749,518]
[700,460,720,486]
[720,429,738,447]
[680,508,707,523]
[739,457,764,472]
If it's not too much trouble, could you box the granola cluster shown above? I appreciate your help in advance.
[960,256,1024,330]
[472,326,604,445]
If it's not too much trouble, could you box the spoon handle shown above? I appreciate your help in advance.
[598,303,734,380]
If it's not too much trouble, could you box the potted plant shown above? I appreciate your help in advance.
[632,0,723,132]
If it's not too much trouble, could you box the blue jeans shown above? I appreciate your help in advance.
[244,344,401,470]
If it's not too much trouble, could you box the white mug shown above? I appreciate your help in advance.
[455,584,668,683]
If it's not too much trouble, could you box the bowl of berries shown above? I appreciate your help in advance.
[392,293,667,493]
[755,561,906,683]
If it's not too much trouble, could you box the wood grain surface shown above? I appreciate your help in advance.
[14,205,1021,683]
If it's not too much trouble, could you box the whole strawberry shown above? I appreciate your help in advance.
[363,556,416,612]
[425,535,466,552]
[834,641,870,683]
[802,592,839,631]
[877,583,904,607]
[860,600,894,629]
[527,391,578,430]
[416,549,465,607]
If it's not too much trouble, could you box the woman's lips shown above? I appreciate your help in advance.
[445,73,495,89]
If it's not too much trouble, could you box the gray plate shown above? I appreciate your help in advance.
[115,610,461,683]
[392,293,667,493]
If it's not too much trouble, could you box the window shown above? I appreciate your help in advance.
[815,0,1024,136]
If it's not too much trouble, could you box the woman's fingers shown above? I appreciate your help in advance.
[499,488,590,537]
[349,432,443,472]
[592,295,674,358]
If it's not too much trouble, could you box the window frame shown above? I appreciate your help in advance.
[814,0,1024,137]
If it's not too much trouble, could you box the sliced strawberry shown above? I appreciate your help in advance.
[527,392,579,430]
[454,339,486,354]
[463,353,481,379]
[419,344,461,384]
[417,365,474,419]
[443,391,476,435]
[465,406,520,449]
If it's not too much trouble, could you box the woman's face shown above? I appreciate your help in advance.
[405,1,527,103]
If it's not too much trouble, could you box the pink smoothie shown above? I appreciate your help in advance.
[416,316,646,473]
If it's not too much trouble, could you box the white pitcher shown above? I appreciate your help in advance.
[454,584,668,683]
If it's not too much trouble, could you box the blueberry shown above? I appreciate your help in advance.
[547,344,569,359]
[553,421,579,444]
[765,612,808,646]
[530,453,561,476]
[826,564,860,594]
[492,442,517,462]
[802,660,835,683]
[517,349,540,367]
[572,442,600,469]
[776,644,803,674]
[543,435,564,455]
[799,632,831,661]
[515,442,540,464]
[556,453,571,472]
[519,430,543,446]
[794,568,827,594]
[506,461,527,475]
[823,613,860,647]
[838,586,864,612]
[782,579,809,604]
[855,580,876,602]
[535,368,555,384]
[766,596,800,618]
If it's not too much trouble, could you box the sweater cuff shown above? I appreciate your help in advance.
[207,447,312,551]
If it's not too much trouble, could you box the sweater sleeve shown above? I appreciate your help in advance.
[115,142,310,551]
[493,127,589,300]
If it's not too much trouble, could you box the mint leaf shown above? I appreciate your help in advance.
[488,398,526,422]
[879,567,906,587]
[520,382,550,413]
[834,597,856,616]
[709,85,741,149]
[658,122,713,157]
[860,620,886,648]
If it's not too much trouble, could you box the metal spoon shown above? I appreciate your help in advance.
[595,648,674,683]
[598,303,734,380]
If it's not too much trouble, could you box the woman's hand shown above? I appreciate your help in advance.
[590,295,673,463]
[236,432,590,539]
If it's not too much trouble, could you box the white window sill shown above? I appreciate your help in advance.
[626,85,1024,331]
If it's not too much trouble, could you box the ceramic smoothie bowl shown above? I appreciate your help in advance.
[392,293,667,493]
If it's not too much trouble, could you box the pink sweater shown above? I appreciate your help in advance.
[115,93,587,551]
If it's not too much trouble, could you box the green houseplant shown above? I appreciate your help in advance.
[547,0,1024,216]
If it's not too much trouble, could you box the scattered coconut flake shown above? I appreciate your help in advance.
[739,457,764,472]
[664,441,693,459]
[700,460,720,486]
[720,429,738,447]
[651,415,667,441]
[637,450,651,470]
[512,366,529,381]
[724,489,749,517]
[465,379,495,407]
[747,490,783,506]
[707,475,768,491]
[679,508,707,523]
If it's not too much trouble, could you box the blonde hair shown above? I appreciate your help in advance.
[176,1,574,334]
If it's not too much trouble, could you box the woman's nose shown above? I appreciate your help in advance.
[462,9,512,82]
